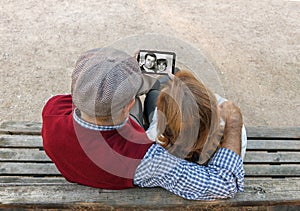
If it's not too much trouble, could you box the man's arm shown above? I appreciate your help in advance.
[137,74,163,95]
[219,101,243,156]
[134,144,244,200]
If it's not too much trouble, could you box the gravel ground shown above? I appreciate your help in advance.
[0,0,299,127]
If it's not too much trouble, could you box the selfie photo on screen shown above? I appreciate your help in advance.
[137,50,176,75]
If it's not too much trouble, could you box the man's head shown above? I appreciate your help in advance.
[72,48,142,121]
[144,53,156,69]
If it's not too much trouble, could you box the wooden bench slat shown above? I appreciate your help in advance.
[246,126,300,139]
[0,176,66,186]
[0,121,41,135]
[244,151,300,163]
[0,163,60,175]
[1,136,300,150]
[1,121,300,139]
[0,135,42,148]
[0,178,300,209]
[4,148,300,164]
[245,164,300,177]
[0,148,49,161]
[2,162,299,177]
[246,139,300,150]
[1,176,299,189]
[1,136,299,151]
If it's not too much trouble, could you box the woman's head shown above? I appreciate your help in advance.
[156,70,221,164]
[157,59,168,72]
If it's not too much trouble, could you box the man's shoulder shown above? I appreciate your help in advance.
[47,94,72,102]
[42,94,73,117]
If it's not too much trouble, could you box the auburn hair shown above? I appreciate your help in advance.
[156,70,221,165]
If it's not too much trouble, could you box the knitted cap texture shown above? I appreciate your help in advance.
[72,47,142,117]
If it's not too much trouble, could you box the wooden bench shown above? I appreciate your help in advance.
[0,121,300,210]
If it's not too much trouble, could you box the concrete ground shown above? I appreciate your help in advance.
[0,0,299,127]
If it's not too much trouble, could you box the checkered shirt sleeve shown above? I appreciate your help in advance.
[134,144,244,200]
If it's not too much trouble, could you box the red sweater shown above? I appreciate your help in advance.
[42,94,153,189]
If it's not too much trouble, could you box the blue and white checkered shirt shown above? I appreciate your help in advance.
[134,144,244,200]
[73,108,244,200]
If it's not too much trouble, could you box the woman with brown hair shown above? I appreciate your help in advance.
[146,70,247,165]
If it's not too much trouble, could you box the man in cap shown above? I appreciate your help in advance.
[42,47,244,200]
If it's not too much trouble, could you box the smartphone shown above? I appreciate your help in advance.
[137,50,176,75]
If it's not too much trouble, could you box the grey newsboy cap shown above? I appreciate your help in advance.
[72,47,142,117]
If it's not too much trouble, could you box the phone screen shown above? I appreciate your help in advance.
[137,50,176,75]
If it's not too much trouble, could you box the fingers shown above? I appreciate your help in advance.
[133,49,140,59]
